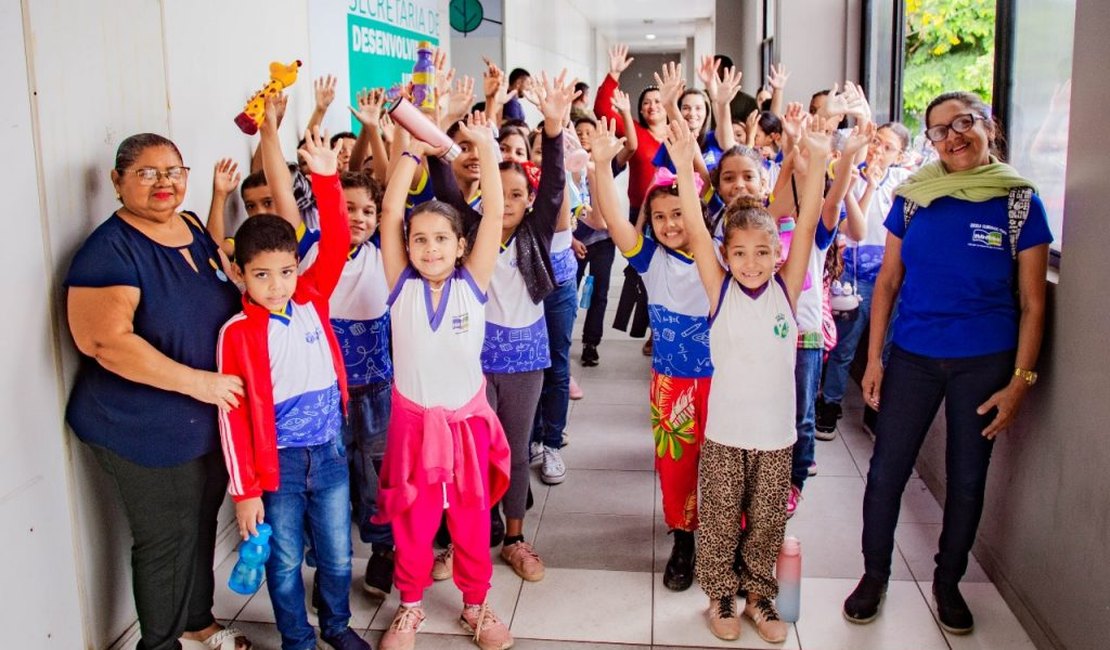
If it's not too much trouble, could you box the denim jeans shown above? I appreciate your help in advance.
[263,437,353,649]
[532,278,578,449]
[822,278,874,405]
[861,345,1014,584]
[344,380,393,545]
[791,348,824,488]
[575,238,616,347]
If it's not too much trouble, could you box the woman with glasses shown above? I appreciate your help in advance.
[841,92,1052,634]
[65,134,251,650]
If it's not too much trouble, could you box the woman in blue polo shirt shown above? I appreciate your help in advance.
[842,92,1052,634]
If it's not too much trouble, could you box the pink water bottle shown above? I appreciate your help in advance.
[388,97,461,161]
[776,536,801,622]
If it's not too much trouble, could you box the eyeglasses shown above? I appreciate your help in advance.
[123,166,190,185]
[869,137,900,155]
[924,114,984,143]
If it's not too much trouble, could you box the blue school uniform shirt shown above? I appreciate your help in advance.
[267,302,343,447]
[64,212,241,467]
[652,131,725,173]
[885,194,1053,358]
[625,236,713,378]
[301,232,393,387]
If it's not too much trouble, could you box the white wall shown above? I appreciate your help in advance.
[450,0,505,85]
[0,0,85,645]
[503,0,597,126]
[776,0,861,105]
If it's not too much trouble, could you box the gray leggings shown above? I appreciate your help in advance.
[486,370,545,520]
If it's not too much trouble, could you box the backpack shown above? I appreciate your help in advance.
[902,186,1035,260]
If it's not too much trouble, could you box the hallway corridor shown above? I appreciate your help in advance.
[195,262,1037,650]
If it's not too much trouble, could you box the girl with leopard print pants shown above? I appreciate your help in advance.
[668,119,832,643]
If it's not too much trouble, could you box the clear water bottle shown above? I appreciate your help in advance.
[579,275,594,309]
[776,536,802,622]
[411,41,436,114]
[227,523,272,595]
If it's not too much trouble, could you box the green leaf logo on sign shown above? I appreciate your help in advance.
[450,0,484,34]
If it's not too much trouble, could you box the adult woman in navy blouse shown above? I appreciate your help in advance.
[66,134,250,650]
[842,93,1052,634]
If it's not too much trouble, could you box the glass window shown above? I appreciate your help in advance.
[1008,0,1075,252]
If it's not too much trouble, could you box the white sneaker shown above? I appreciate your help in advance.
[529,442,543,468]
[541,446,566,485]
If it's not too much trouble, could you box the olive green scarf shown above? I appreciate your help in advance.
[895,157,1037,207]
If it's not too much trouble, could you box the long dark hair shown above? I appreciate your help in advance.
[636,85,661,130]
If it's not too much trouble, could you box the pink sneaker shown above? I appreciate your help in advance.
[379,604,426,650]
[460,602,514,650]
[569,376,584,400]
[786,485,802,519]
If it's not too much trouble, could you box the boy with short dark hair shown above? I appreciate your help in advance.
[216,126,369,650]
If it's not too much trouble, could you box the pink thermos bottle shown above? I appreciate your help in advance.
[388,97,461,161]
[776,536,802,622]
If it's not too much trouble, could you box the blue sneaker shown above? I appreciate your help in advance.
[320,627,370,650]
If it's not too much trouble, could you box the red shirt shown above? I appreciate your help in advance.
[594,74,664,212]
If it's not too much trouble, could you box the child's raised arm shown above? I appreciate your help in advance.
[259,94,303,231]
[348,88,389,181]
[589,118,637,254]
[779,118,832,306]
[296,127,349,300]
[822,123,873,237]
[306,75,337,136]
[709,62,743,151]
[768,63,790,117]
[460,112,503,291]
[379,127,420,291]
[666,121,727,313]
[206,158,240,257]
[610,89,638,164]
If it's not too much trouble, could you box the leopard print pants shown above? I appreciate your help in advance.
[695,439,792,600]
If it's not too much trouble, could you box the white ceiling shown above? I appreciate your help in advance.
[563,0,716,51]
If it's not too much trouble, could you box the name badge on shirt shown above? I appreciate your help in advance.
[969,223,1005,251]
[452,313,469,334]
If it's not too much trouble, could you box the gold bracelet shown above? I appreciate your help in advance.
[1014,367,1038,386]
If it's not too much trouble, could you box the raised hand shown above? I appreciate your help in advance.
[456,110,495,152]
[841,80,872,123]
[589,117,626,164]
[697,55,721,100]
[608,43,634,77]
[435,67,457,109]
[768,62,790,90]
[272,93,289,128]
[442,75,476,125]
[262,93,284,133]
[349,88,385,129]
[653,61,685,111]
[663,119,697,168]
[842,121,875,159]
[314,75,338,112]
[781,102,806,143]
[717,66,743,104]
[432,47,448,74]
[611,89,632,115]
[297,126,340,177]
[535,69,577,132]
[211,158,241,197]
[801,115,834,159]
[482,57,505,99]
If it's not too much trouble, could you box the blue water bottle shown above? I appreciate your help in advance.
[579,275,594,309]
[227,523,272,595]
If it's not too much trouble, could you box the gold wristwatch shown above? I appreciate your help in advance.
[1014,368,1038,386]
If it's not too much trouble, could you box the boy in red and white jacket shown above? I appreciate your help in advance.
[216,126,368,650]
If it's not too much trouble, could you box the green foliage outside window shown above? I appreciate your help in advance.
[903,0,996,133]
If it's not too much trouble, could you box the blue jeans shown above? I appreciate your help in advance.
[791,348,823,488]
[344,381,393,545]
[861,345,1013,584]
[263,437,353,649]
[532,278,578,449]
[822,278,874,405]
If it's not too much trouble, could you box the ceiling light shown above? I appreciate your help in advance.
[645,33,656,40]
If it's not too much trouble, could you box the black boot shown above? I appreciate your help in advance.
[815,398,841,439]
[663,529,695,591]
[933,581,974,634]
[490,506,505,547]
[843,574,887,624]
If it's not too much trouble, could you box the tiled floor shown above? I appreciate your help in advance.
[210,261,1036,649]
